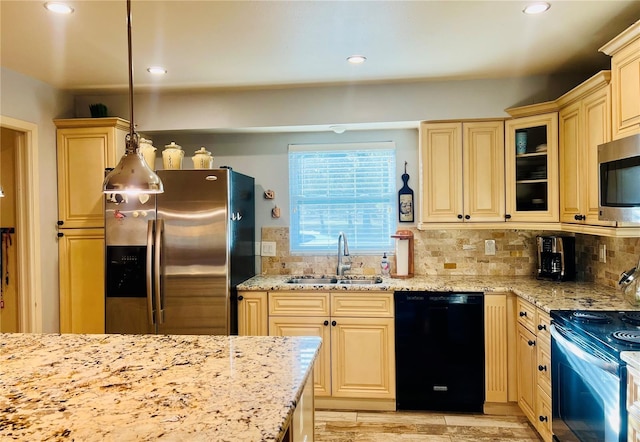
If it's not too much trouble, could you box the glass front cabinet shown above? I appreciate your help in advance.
[505,112,559,223]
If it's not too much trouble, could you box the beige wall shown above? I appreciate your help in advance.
[1,67,74,332]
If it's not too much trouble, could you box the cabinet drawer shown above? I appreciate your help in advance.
[268,292,330,316]
[536,310,551,349]
[516,298,537,332]
[628,365,640,410]
[536,343,551,397]
[536,386,553,442]
[331,293,394,317]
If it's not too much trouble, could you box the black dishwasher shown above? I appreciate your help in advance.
[395,291,484,412]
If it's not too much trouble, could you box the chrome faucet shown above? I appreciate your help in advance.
[337,232,351,276]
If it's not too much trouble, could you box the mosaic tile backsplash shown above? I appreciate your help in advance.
[260,227,640,289]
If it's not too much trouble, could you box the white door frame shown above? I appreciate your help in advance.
[0,115,42,332]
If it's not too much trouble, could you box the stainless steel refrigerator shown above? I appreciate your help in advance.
[104,169,255,335]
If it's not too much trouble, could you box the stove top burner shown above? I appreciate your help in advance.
[571,311,611,323]
[621,312,640,325]
[612,330,640,345]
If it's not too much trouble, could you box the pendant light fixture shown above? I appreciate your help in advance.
[102,0,163,195]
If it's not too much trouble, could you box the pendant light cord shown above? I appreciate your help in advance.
[126,0,136,153]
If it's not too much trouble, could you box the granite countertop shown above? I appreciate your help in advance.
[238,274,639,313]
[0,334,321,442]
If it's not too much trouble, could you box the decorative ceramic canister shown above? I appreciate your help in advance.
[162,141,184,170]
[192,147,214,169]
[138,138,157,170]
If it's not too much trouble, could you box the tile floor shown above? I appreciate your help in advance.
[314,410,542,441]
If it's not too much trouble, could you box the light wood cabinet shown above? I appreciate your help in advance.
[268,291,395,408]
[55,118,128,334]
[600,20,640,140]
[484,293,509,403]
[627,363,640,442]
[237,291,268,336]
[516,297,553,442]
[58,228,105,333]
[419,120,505,224]
[55,118,128,228]
[505,112,559,223]
[558,71,614,227]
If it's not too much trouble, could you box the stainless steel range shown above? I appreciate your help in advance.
[550,310,640,442]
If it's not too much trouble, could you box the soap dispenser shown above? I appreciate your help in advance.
[381,253,390,276]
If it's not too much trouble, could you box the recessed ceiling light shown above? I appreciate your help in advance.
[147,66,167,75]
[44,2,74,14]
[347,55,367,64]
[523,2,550,14]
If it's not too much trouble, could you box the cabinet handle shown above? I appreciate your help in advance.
[574,214,585,221]
[464,215,470,220]
[538,324,547,331]
[538,365,547,371]
[519,311,527,317]
[528,340,536,347]
[457,214,463,219]
[323,320,329,326]
[57,232,64,238]
[505,214,512,220]
[57,220,64,226]
[331,320,337,326]
[237,295,244,301]
[539,416,548,423]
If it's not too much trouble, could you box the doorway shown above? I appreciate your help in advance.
[0,116,42,332]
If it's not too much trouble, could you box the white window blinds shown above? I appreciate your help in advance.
[289,142,396,254]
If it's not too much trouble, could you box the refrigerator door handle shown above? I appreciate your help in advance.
[154,218,165,324]
[146,220,155,326]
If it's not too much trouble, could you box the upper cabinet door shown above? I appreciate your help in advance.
[463,121,505,222]
[505,112,559,223]
[420,122,463,223]
[600,21,640,140]
[55,118,128,228]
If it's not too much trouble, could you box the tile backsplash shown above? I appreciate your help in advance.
[260,227,640,289]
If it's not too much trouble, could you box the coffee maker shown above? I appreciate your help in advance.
[536,236,575,281]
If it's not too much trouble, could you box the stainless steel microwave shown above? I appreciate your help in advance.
[598,134,640,223]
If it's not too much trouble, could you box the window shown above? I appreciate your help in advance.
[289,142,396,254]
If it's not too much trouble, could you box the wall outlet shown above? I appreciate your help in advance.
[599,243,607,263]
[485,239,496,256]
[261,241,276,257]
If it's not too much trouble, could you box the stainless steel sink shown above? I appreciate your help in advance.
[285,276,383,285]
[286,277,338,284]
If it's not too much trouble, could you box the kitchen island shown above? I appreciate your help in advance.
[0,333,321,441]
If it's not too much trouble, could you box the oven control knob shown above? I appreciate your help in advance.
[539,416,548,422]
[538,365,547,371]
[528,340,536,347]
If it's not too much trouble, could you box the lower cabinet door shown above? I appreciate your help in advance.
[269,316,331,397]
[330,317,395,399]
[536,386,553,442]
[516,323,537,422]
[237,291,268,336]
[58,228,105,333]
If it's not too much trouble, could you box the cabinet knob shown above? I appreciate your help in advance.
[323,320,329,326]
[537,324,547,331]
[538,365,547,372]
[331,320,337,326]
[464,215,470,220]
[505,214,512,220]
[528,340,536,347]
[57,232,64,238]
[519,311,527,317]
[574,214,585,221]
[57,220,64,226]
[237,295,244,301]
[457,214,463,219]
[539,416,548,423]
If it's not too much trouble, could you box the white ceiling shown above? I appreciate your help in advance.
[1,1,640,94]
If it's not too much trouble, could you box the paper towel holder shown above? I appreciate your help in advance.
[391,229,414,278]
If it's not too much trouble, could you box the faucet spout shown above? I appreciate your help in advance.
[337,232,351,276]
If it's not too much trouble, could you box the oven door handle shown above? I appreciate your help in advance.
[550,324,619,375]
